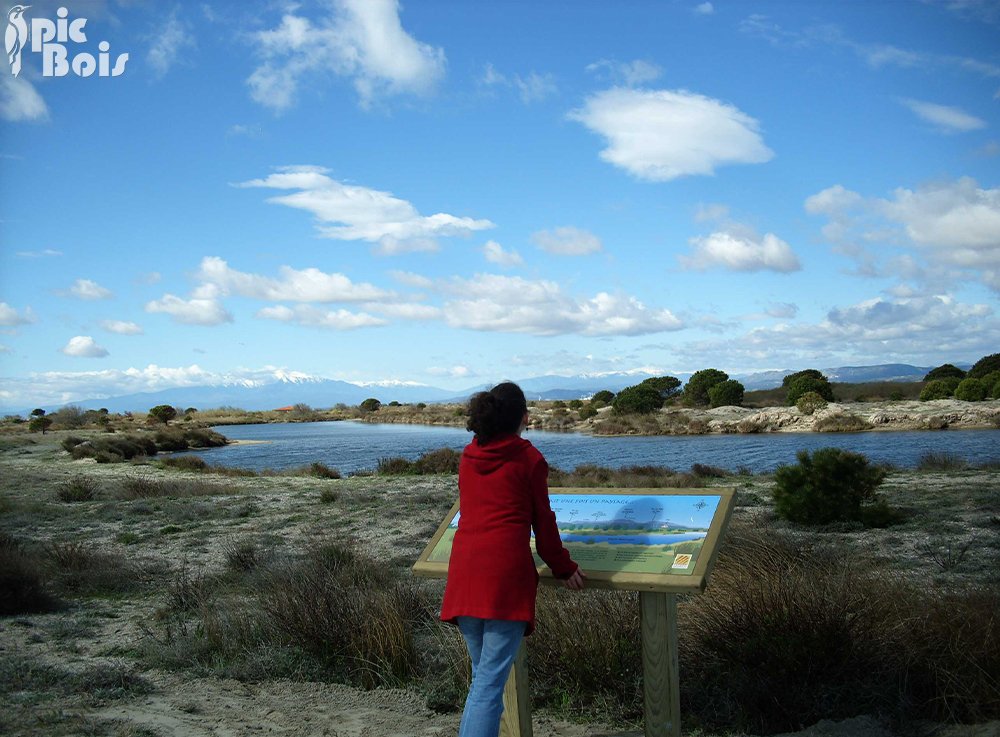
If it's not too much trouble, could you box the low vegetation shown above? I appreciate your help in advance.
[2,426,999,736]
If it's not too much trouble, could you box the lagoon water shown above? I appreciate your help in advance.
[187,421,1000,475]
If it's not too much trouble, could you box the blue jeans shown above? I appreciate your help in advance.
[456,616,527,737]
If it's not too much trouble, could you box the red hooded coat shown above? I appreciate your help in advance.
[440,434,578,635]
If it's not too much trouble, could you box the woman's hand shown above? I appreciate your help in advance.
[563,568,587,591]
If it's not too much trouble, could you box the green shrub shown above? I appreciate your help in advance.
[611,384,663,415]
[955,377,988,402]
[708,379,744,408]
[920,377,961,400]
[148,404,177,424]
[917,451,967,471]
[160,455,209,471]
[796,391,828,415]
[813,413,870,432]
[414,447,461,474]
[781,369,826,387]
[773,448,887,525]
[578,405,598,421]
[308,462,341,479]
[968,352,1000,379]
[568,399,583,409]
[591,390,615,404]
[320,488,339,504]
[639,375,682,400]
[786,375,834,405]
[924,363,965,381]
[66,434,158,462]
[683,369,728,406]
[359,398,382,412]
[56,476,99,502]
[0,534,63,615]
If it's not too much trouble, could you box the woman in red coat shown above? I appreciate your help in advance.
[441,382,585,737]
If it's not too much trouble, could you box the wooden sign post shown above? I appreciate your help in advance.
[414,488,735,737]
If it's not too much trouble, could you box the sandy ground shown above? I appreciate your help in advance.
[2,432,999,737]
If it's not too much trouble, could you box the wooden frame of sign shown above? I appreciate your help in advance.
[413,487,736,737]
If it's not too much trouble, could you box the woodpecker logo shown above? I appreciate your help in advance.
[5,5,129,78]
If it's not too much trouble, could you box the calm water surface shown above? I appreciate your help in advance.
[186,421,1000,475]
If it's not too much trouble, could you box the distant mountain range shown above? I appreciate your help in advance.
[7,363,949,415]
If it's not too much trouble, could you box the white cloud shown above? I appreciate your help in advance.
[256,304,386,330]
[514,71,557,104]
[804,184,864,215]
[807,178,1000,287]
[765,302,799,319]
[694,2,715,15]
[237,166,494,252]
[479,64,557,103]
[247,0,445,110]
[366,302,441,320]
[569,87,774,181]
[101,320,143,335]
[585,59,663,86]
[147,9,194,78]
[674,294,999,369]
[694,203,730,222]
[67,278,113,300]
[899,98,987,133]
[0,303,35,327]
[15,249,62,258]
[440,274,683,337]
[145,294,233,326]
[682,230,801,272]
[0,74,48,122]
[882,178,1000,265]
[195,256,390,302]
[0,344,11,354]
[427,365,473,379]
[0,363,330,408]
[60,336,109,358]
[389,270,434,289]
[482,240,524,267]
[531,226,603,256]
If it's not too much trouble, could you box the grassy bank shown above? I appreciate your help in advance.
[1,433,998,735]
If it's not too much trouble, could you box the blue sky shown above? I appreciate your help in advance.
[1,0,998,408]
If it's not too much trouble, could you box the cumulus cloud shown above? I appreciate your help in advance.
[427,365,474,379]
[145,294,234,326]
[568,87,774,181]
[440,274,683,336]
[806,178,1000,288]
[256,304,386,330]
[101,320,143,335]
[0,303,35,327]
[531,227,603,256]
[674,294,999,369]
[482,240,524,267]
[0,75,49,122]
[898,98,987,133]
[66,279,113,300]
[195,256,390,302]
[237,166,494,253]
[60,336,109,358]
[247,0,445,110]
[693,2,715,15]
[682,229,801,272]
[584,59,663,86]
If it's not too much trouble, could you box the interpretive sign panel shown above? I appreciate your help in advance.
[413,487,735,593]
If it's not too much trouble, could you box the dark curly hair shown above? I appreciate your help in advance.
[467,382,528,444]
